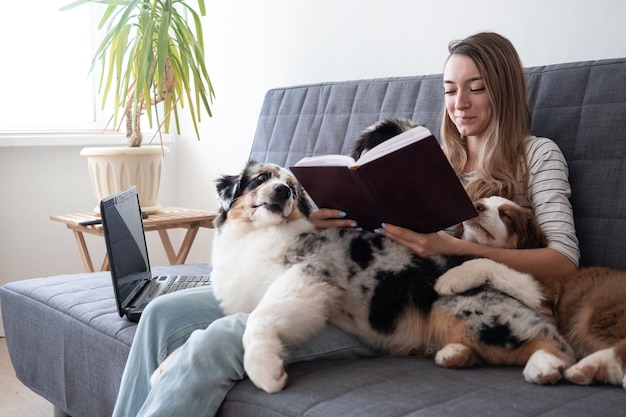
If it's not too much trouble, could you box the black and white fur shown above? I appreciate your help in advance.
[350,117,418,159]
[152,120,575,394]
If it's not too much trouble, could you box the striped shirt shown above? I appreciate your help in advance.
[461,136,580,267]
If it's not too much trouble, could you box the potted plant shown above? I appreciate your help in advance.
[62,0,214,212]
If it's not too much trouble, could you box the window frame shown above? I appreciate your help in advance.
[0,2,124,145]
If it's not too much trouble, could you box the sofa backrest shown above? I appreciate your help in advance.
[249,58,626,270]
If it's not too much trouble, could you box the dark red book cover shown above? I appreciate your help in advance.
[290,131,477,232]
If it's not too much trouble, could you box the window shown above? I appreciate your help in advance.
[0,1,110,132]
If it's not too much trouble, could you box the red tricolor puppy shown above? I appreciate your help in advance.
[437,196,626,390]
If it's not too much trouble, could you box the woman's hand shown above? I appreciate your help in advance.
[377,223,459,258]
[310,209,358,230]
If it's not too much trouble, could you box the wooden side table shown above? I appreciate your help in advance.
[50,207,216,273]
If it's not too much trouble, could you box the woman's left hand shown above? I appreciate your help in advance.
[310,208,358,230]
[377,223,458,258]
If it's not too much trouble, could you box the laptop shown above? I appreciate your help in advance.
[101,185,211,322]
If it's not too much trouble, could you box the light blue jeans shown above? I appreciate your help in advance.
[112,285,376,417]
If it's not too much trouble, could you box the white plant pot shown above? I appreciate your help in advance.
[80,146,169,213]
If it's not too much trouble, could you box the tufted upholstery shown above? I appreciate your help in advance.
[1,265,209,417]
[2,58,626,417]
[250,59,626,269]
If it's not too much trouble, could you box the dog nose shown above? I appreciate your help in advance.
[273,183,292,200]
[473,201,486,213]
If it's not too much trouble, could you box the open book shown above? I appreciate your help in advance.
[290,126,477,232]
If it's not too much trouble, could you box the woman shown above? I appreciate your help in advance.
[380,32,579,277]
[112,32,579,417]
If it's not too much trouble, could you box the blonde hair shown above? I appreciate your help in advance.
[441,32,530,201]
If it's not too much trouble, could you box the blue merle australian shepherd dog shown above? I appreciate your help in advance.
[154,119,575,394]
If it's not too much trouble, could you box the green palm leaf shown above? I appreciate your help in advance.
[61,0,214,146]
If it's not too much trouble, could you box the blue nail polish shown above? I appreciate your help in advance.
[381,223,387,228]
[355,227,363,232]
[349,222,357,227]
[338,211,347,218]
[374,228,382,235]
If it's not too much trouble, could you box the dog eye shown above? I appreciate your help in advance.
[256,173,270,183]
[247,173,271,191]
[499,209,512,221]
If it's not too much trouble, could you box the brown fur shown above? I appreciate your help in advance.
[498,203,548,249]
[479,199,626,387]
[538,267,626,362]
[428,308,572,372]
[454,199,548,250]
[441,196,626,387]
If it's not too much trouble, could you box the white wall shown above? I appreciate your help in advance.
[1,0,625,287]
[173,0,626,219]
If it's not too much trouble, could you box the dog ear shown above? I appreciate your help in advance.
[512,207,548,249]
[350,118,416,159]
[215,160,260,212]
[296,184,314,218]
[215,174,242,212]
[452,223,465,239]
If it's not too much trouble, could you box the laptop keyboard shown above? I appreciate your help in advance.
[161,275,211,294]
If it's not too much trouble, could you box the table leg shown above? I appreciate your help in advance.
[72,230,95,273]
[101,255,110,271]
[157,225,200,265]
[157,229,177,264]
[176,225,200,264]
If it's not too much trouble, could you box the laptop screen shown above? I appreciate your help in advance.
[101,186,152,314]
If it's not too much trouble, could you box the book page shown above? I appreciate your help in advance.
[356,125,432,166]
[293,154,357,167]
[292,125,433,168]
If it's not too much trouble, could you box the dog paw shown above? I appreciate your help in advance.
[435,259,491,296]
[523,350,565,385]
[244,347,288,393]
[565,348,625,387]
[435,343,475,368]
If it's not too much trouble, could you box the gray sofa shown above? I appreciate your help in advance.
[2,58,626,417]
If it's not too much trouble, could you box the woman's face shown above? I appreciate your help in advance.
[443,54,493,140]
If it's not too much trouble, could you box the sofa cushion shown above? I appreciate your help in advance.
[220,358,625,417]
[250,74,445,168]
[0,264,211,417]
[526,60,626,268]
[250,58,626,269]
